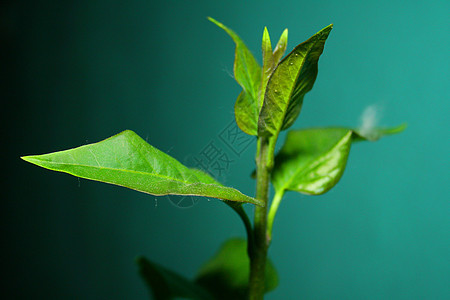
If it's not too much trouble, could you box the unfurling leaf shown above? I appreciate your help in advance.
[260,28,289,106]
[272,125,405,196]
[21,130,263,206]
[208,17,262,136]
[258,25,333,137]
[237,27,289,136]
[195,238,278,299]
[137,256,213,300]
[260,27,274,111]
[261,28,289,102]
[272,28,288,67]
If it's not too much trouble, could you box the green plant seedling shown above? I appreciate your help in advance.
[22,17,405,299]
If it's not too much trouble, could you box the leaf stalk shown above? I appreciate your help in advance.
[267,190,284,244]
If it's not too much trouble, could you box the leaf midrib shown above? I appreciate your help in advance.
[128,135,194,185]
[30,158,207,186]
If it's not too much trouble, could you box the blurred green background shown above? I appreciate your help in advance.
[3,0,449,299]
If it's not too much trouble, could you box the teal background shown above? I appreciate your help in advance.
[4,0,449,299]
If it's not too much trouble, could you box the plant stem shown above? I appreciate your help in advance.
[249,136,273,299]
[267,190,284,244]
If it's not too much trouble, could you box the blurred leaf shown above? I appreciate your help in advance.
[137,256,213,300]
[272,125,405,196]
[258,25,333,137]
[354,123,407,142]
[21,130,263,206]
[195,238,278,299]
[208,17,262,136]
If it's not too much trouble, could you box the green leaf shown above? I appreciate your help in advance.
[272,29,288,66]
[259,28,289,133]
[195,238,278,299]
[261,27,274,110]
[21,130,263,206]
[271,125,405,196]
[208,17,262,136]
[137,256,213,300]
[258,24,333,137]
[236,28,289,136]
[234,91,259,136]
[208,17,261,100]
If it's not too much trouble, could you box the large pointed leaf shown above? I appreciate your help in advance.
[137,256,213,300]
[258,25,333,137]
[195,238,278,299]
[271,125,405,196]
[208,17,262,136]
[21,130,263,206]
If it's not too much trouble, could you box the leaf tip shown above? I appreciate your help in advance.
[21,154,54,171]
[207,16,221,28]
[21,155,40,165]
[321,24,334,35]
[262,26,272,49]
[207,17,237,40]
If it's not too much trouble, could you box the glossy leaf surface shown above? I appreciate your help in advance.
[195,238,278,299]
[208,17,262,136]
[271,125,405,196]
[137,256,213,300]
[258,25,333,137]
[22,130,263,206]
